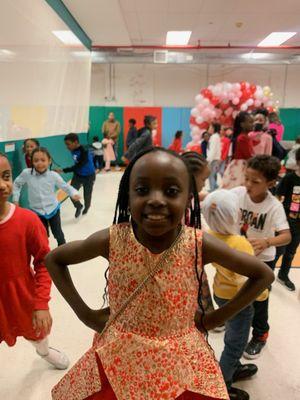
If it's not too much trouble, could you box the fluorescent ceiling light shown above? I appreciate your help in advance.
[242,52,271,59]
[258,32,296,47]
[52,30,82,46]
[166,31,191,45]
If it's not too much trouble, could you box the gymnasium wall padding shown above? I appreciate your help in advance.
[162,108,192,149]
[89,107,124,160]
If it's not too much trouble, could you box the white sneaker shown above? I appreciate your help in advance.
[39,347,70,370]
[115,165,121,171]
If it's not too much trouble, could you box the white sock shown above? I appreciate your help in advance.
[29,337,49,356]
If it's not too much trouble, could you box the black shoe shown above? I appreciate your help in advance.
[82,207,89,215]
[277,274,296,291]
[232,363,258,382]
[228,387,249,400]
[75,205,83,218]
[243,338,266,359]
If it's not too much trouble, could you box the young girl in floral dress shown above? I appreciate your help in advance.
[46,147,273,400]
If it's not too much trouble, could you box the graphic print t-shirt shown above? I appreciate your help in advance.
[231,186,289,261]
[276,172,300,220]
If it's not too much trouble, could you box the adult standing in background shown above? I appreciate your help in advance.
[102,112,121,170]
[207,123,221,191]
[269,111,285,142]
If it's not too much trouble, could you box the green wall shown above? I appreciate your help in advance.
[279,109,300,140]
[89,106,124,160]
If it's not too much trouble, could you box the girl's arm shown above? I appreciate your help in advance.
[198,232,274,330]
[53,171,80,200]
[13,169,28,204]
[45,229,110,332]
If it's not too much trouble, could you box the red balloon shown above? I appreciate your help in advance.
[240,81,247,90]
[201,88,213,99]
[211,96,219,106]
[250,84,256,93]
[200,121,209,129]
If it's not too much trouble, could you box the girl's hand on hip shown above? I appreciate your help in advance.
[32,310,52,336]
[82,307,110,333]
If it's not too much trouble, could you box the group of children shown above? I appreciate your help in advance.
[0,118,299,400]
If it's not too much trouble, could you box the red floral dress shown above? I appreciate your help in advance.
[52,224,228,400]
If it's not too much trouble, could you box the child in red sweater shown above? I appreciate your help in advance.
[0,152,69,370]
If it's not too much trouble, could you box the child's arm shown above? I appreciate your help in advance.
[53,171,80,201]
[13,169,28,204]
[247,229,291,256]
[63,147,89,173]
[45,229,110,332]
[197,232,274,330]
[28,215,53,336]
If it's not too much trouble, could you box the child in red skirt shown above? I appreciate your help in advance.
[0,152,69,369]
[46,147,273,400]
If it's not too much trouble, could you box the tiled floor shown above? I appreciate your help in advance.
[1,171,299,400]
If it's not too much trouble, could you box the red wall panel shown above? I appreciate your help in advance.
[123,107,162,151]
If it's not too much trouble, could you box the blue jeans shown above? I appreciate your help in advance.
[208,160,220,191]
[214,295,254,387]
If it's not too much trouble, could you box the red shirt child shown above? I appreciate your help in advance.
[234,133,254,160]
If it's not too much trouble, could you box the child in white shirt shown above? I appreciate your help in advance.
[231,155,291,359]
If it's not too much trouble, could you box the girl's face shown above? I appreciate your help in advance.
[0,157,13,203]
[129,151,189,238]
[195,165,210,193]
[32,151,51,174]
[150,119,158,131]
[24,140,38,156]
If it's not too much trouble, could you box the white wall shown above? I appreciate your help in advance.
[90,63,300,108]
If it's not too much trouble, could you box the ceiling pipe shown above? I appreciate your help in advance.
[92,44,300,51]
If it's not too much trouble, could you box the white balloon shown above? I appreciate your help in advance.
[195,94,203,103]
[191,107,200,117]
[196,116,204,124]
[247,98,254,106]
[191,126,201,136]
[203,98,210,106]
[240,103,248,111]
[197,103,205,112]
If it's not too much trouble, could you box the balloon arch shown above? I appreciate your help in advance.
[190,81,277,138]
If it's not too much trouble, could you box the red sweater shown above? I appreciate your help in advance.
[168,137,183,154]
[234,133,254,160]
[0,206,51,346]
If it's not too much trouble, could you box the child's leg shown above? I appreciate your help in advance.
[28,336,69,370]
[38,215,50,237]
[214,295,254,387]
[105,160,111,170]
[49,210,66,246]
[278,219,300,281]
[70,175,83,208]
[82,174,95,212]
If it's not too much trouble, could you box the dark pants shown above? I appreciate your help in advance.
[93,155,103,170]
[274,218,300,279]
[113,142,119,166]
[252,259,275,340]
[214,295,254,387]
[39,209,65,246]
[71,174,95,211]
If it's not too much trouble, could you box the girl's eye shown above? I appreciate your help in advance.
[3,174,11,181]
[166,187,180,196]
[135,186,149,195]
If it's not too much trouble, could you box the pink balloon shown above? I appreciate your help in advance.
[196,116,204,124]
[197,103,205,112]
[195,94,203,103]
[232,97,239,105]
[232,110,238,118]
[203,98,210,107]
[254,99,262,107]
[247,98,254,106]
[240,103,248,111]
